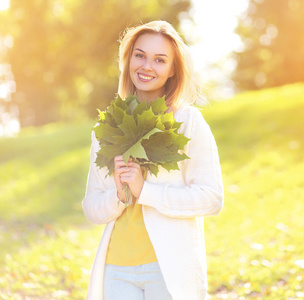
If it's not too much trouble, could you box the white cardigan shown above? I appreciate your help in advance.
[82,105,224,300]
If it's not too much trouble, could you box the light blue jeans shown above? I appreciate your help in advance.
[104,262,173,300]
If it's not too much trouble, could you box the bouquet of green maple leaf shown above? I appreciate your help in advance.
[93,94,190,206]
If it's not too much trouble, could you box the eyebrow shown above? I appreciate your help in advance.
[134,48,168,57]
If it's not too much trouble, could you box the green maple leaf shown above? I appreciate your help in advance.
[137,107,158,132]
[114,107,158,148]
[143,142,174,164]
[150,96,168,115]
[160,161,179,172]
[142,130,189,164]
[117,113,141,143]
[173,131,190,149]
[112,94,127,111]
[97,109,116,127]
[133,101,149,117]
[156,112,173,130]
[95,153,114,177]
[145,163,159,176]
[97,109,106,123]
[127,97,138,115]
[155,112,182,131]
[94,122,123,143]
[122,127,162,163]
[98,142,128,161]
[110,104,125,126]
[122,94,139,114]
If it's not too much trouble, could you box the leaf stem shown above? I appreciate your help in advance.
[122,183,133,207]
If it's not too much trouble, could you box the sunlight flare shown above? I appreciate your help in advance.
[0,0,10,11]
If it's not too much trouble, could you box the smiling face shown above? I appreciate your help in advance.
[129,33,175,103]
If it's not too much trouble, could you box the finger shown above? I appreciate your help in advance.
[120,176,133,184]
[114,158,134,168]
[115,168,130,178]
[119,172,133,180]
[127,161,141,169]
[114,158,130,167]
[120,172,139,182]
[114,155,124,162]
[125,169,140,177]
[114,155,132,162]
[115,162,128,170]
[114,158,126,165]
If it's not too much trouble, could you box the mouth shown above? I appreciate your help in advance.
[138,73,154,81]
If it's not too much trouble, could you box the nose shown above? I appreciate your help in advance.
[142,59,153,71]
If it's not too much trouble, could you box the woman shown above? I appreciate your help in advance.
[83,20,224,300]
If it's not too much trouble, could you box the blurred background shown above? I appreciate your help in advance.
[0,0,304,299]
[1,0,303,133]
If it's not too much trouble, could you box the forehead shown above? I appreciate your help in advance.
[133,33,174,55]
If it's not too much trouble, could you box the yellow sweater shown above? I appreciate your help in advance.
[106,200,157,266]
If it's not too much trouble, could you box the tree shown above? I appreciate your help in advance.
[0,0,191,126]
[233,0,304,90]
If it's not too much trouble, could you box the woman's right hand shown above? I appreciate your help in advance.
[114,155,130,202]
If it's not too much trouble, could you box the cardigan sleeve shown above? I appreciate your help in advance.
[137,107,224,218]
[82,131,125,225]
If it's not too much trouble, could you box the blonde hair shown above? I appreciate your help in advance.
[118,20,201,109]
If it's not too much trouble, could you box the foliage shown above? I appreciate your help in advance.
[233,0,304,90]
[0,0,191,126]
[94,94,189,176]
[1,83,304,298]
[94,94,189,205]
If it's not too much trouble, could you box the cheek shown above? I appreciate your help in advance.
[130,58,140,70]
[160,66,173,80]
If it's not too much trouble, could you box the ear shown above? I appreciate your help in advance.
[169,66,175,78]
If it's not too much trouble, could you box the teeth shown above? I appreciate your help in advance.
[139,74,153,80]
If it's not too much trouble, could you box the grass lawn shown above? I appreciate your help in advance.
[0,83,304,299]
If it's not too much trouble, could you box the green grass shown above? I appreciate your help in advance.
[0,122,98,299]
[1,83,304,299]
[202,83,304,299]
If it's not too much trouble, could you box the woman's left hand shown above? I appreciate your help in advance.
[119,159,144,199]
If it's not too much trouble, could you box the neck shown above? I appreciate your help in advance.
[136,89,165,105]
